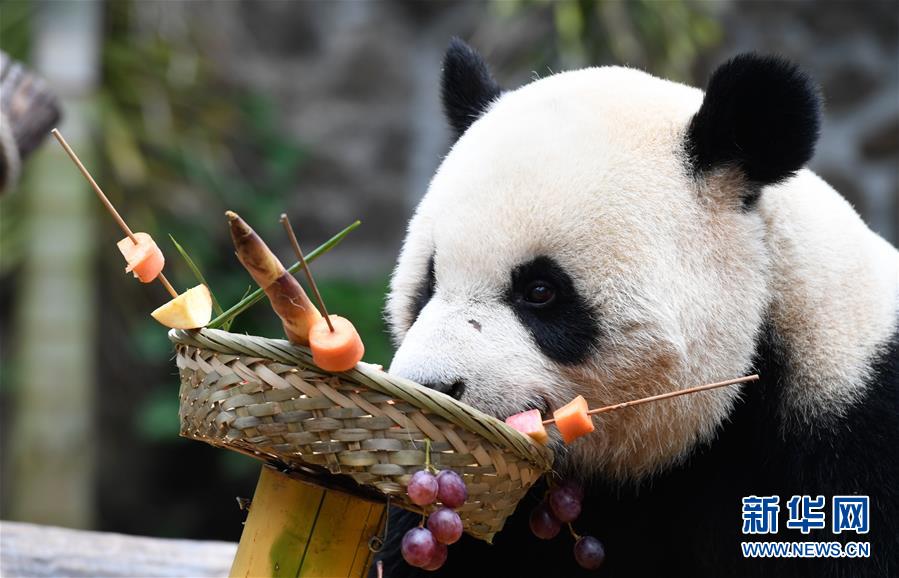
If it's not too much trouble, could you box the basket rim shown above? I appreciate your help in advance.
[169,328,554,470]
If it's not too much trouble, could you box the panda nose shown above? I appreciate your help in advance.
[419,379,467,400]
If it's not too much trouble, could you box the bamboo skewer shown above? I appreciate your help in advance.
[542,374,759,425]
[51,128,178,299]
[280,213,334,332]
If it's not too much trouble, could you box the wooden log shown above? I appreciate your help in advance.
[230,466,387,578]
[0,521,236,577]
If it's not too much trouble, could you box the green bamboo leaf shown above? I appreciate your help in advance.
[168,234,224,316]
[208,219,361,330]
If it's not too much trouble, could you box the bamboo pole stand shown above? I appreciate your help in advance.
[230,466,386,578]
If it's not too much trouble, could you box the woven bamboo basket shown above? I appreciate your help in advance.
[170,328,554,542]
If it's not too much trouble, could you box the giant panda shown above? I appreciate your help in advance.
[371,39,899,578]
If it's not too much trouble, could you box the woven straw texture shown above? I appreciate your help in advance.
[170,328,553,542]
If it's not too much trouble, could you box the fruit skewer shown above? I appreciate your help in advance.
[507,374,759,444]
[543,374,759,425]
[53,129,213,329]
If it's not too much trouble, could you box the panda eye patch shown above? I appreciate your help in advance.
[506,256,599,365]
[523,280,556,307]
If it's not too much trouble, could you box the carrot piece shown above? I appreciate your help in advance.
[553,395,594,444]
[308,315,364,372]
[226,211,321,345]
[504,409,549,445]
[150,284,212,329]
[116,232,165,283]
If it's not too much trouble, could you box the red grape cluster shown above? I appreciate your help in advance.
[529,480,605,570]
[401,469,468,571]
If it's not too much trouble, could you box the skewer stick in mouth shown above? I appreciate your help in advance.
[542,374,759,425]
[51,128,178,299]
[280,213,334,332]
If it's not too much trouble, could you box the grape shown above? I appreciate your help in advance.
[573,536,605,570]
[427,507,464,545]
[401,527,438,568]
[529,502,561,540]
[549,485,582,523]
[558,479,585,502]
[407,470,439,506]
[435,470,468,508]
[421,542,448,571]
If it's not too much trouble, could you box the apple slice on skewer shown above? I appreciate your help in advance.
[505,409,549,445]
[151,284,213,329]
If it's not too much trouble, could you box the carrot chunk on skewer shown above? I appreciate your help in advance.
[553,395,594,444]
[308,314,365,372]
[116,232,165,283]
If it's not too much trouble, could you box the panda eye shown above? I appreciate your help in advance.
[523,280,556,307]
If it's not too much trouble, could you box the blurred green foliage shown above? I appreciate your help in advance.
[135,385,181,441]
[0,0,32,61]
[499,0,721,81]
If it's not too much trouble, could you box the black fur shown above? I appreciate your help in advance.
[371,320,899,577]
[686,53,822,206]
[506,256,600,366]
[418,379,466,400]
[409,254,435,324]
[441,38,502,139]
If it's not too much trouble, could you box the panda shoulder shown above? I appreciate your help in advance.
[758,169,898,422]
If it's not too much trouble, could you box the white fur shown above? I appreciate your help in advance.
[387,65,899,482]
[760,170,899,424]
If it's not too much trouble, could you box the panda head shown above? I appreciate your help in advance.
[387,39,821,482]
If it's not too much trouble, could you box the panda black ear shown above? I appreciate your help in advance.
[441,37,502,140]
[686,53,822,199]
